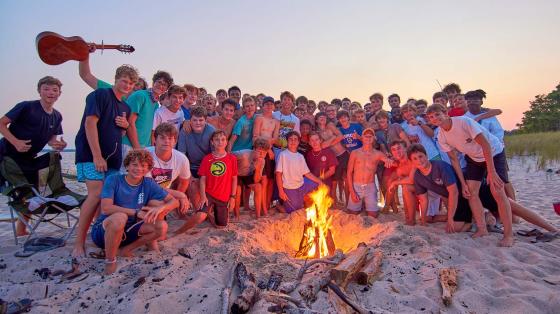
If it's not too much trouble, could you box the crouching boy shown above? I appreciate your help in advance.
[91,150,178,274]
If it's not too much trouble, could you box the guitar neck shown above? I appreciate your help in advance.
[90,43,122,50]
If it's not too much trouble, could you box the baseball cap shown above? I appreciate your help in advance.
[262,96,274,104]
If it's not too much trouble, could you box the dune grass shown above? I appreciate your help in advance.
[505,132,560,169]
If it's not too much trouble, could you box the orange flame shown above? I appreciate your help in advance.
[297,184,334,258]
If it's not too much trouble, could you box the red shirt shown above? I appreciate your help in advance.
[305,149,338,185]
[199,153,238,202]
[448,107,465,117]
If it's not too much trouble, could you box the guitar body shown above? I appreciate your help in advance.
[36,32,90,65]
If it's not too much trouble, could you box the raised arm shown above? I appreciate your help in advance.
[474,108,502,122]
[78,57,99,90]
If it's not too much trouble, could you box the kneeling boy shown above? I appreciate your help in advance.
[91,150,178,274]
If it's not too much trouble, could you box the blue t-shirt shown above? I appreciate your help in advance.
[413,160,460,197]
[181,106,191,120]
[97,175,168,223]
[231,114,256,151]
[177,123,216,173]
[0,100,63,159]
[75,88,131,170]
[339,123,363,151]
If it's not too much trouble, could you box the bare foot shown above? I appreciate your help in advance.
[72,245,86,258]
[472,229,489,238]
[104,260,117,275]
[118,249,135,258]
[146,241,159,252]
[498,236,514,247]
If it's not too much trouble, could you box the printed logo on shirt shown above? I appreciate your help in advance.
[434,178,444,186]
[138,192,144,205]
[321,156,327,162]
[151,167,173,188]
[210,161,227,176]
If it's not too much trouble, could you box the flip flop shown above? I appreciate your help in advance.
[532,232,560,243]
[88,250,106,260]
[516,229,544,237]
[0,298,32,314]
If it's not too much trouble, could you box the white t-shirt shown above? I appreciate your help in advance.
[437,117,504,162]
[152,106,184,131]
[146,146,191,188]
[276,149,309,189]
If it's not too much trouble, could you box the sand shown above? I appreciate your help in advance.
[0,156,559,314]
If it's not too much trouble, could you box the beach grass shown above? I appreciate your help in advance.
[505,131,560,169]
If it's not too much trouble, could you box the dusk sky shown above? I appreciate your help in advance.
[1,1,559,147]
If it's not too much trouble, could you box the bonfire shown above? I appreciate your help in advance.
[295,184,336,259]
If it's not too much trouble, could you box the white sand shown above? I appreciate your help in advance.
[0,156,559,313]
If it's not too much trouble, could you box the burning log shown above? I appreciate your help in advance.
[231,262,258,314]
[356,250,383,285]
[330,242,369,288]
[439,268,458,306]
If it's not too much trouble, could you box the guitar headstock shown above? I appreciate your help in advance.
[118,45,135,53]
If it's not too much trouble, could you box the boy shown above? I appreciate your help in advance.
[0,76,67,236]
[123,71,173,153]
[198,131,238,227]
[388,94,401,109]
[426,104,513,246]
[384,140,419,222]
[337,110,363,152]
[408,144,559,237]
[147,123,191,215]
[253,96,279,212]
[72,65,138,258]
[346,128,394,217]
[272,91,300,151]
[91,150,178,274]
[181,84,198,120]
[207,99,237,138]
[305,132,338,200]
[297,120,313,155]
[152,85,185,138]
[276,131,323,213]
[233,138,269,218]
[229,96,257,152]
[177,106,216,209]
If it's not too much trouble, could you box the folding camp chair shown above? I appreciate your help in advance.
[0,151,85,245]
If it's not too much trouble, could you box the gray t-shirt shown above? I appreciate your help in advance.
[177,124,216,173]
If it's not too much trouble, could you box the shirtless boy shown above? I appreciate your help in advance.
[253,96,280,212]
[346,128,394,217]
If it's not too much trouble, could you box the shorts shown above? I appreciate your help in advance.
[464,150,509,183]
[283,178,319,213]
[453,183,498,223]
[76,162,120,182]
[333,151,349,181]
[347,182,378,213]
[198,194,229,227]
[263,157,275,179]
[426,191,441,217]
[239,174,255,186]
[91,216,143,249]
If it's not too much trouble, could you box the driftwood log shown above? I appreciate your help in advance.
[280,250,345,294]
[298,269,332,303]
[327,288,353,314]
[330,242,369,288]
[231,263,258,314]
[221,263,237,314]
[327,281,372,314]
[356,250,383,285]
[439,268,458,306]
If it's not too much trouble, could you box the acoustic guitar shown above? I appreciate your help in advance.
[36,31,135,65]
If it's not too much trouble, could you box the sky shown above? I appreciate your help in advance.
[1,0,559,147]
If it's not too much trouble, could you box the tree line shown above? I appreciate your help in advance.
[515,83,560,133]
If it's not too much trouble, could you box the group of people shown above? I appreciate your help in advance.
[1,56,558,275]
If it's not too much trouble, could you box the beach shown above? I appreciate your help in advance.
[0,155,559,313]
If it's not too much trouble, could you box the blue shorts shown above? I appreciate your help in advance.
[91,216,143,249]
[76,162,120,182]
[347,182,378,213]
[283,178,318,213]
